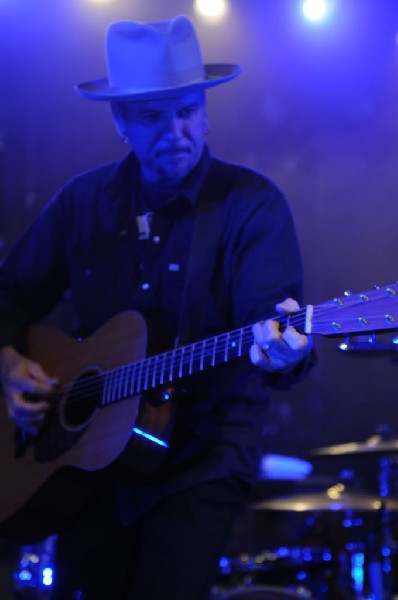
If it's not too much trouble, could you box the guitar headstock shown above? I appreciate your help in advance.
[309,283,398,337]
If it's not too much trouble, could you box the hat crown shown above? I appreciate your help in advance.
[75,15,241,101]
[107,16,205,94]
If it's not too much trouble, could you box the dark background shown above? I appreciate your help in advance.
[1,1,398,586]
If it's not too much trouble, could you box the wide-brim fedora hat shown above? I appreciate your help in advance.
[75,15,241,101]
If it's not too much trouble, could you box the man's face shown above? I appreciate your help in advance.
[116,90,207,184]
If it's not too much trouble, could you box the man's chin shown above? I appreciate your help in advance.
[156,159,193,183]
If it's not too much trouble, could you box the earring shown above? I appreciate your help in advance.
[122,135,130,145]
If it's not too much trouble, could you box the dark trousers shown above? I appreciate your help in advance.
[51,477,250,600]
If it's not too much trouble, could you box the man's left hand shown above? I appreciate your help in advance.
[250,298,313,373]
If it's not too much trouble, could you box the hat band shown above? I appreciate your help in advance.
[109,63,206,93]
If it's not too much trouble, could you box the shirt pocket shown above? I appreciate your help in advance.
[68,236,138,332]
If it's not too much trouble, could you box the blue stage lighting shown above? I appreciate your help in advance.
[133,427,169,447]
[42,568,53,587]
[351,552,365,592]
[302,0,329,22]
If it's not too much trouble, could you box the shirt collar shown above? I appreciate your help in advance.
[103,145,212,209]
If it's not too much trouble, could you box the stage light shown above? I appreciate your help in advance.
[194,0,229,21]
[85,0,117,5]
[42,568,53,587]
[302,0,329,22]
[133,427,169,447]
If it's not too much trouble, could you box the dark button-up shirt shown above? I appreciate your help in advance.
[0,146,310,504]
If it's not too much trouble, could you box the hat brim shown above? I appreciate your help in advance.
[75,64,241,101]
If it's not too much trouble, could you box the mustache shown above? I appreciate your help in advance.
[156,146,190,156]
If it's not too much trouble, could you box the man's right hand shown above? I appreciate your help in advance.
[0,346,57,434]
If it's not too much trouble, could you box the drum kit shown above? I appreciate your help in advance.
[211,430,398,600]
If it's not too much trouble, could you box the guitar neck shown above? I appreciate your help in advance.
[101,308,309,404]
[100,282,398,406]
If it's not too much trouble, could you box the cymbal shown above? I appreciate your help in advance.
[252,484,398,512]
[307,434,398,457]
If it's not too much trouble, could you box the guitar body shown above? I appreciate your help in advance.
[0,311,171,544]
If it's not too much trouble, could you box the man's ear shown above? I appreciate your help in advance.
[110,102,127,140]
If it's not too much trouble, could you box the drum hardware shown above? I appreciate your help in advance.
[308,424,398,600]
[251,481,398,599]
[221,429,398,599]
[214,546,334,599]
[13,535,56,598]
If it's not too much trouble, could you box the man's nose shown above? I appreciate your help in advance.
[163,115,183,138]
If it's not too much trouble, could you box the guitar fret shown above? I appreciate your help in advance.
[211,337,217,366]
[151,356,159,388]
[172,347,182,379]
[199,341,205,371]
[117,368,124,401]
[126,365,134,398]
[159,354,166,385]
[188,344,194,375]
[168,351,174,382]
[128,364,135,396]
[229,330,243,360]
[224,333,230,361]
[144,358,152,391]
[238,329,243,356]
[136,361,144,394]
[178,347,184,378]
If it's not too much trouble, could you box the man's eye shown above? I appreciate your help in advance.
[141,112,160,123]
[179,106,197,119]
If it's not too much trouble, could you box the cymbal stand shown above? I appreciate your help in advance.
[378,455,398,498]
[368,455,398,600]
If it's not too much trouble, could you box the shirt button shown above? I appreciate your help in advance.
[142,283,150,290]
[153,236,160,244]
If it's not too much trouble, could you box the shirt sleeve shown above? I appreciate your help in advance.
[224,172,316,388]
[0,193,69,354]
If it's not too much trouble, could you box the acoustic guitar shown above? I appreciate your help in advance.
[0,283,397,543]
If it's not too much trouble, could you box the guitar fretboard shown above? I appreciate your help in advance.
[62,281,398,410]
[103,327,249,403]
[100,310,308,406]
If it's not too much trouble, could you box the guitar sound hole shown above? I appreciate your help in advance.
[62,368,101,430]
